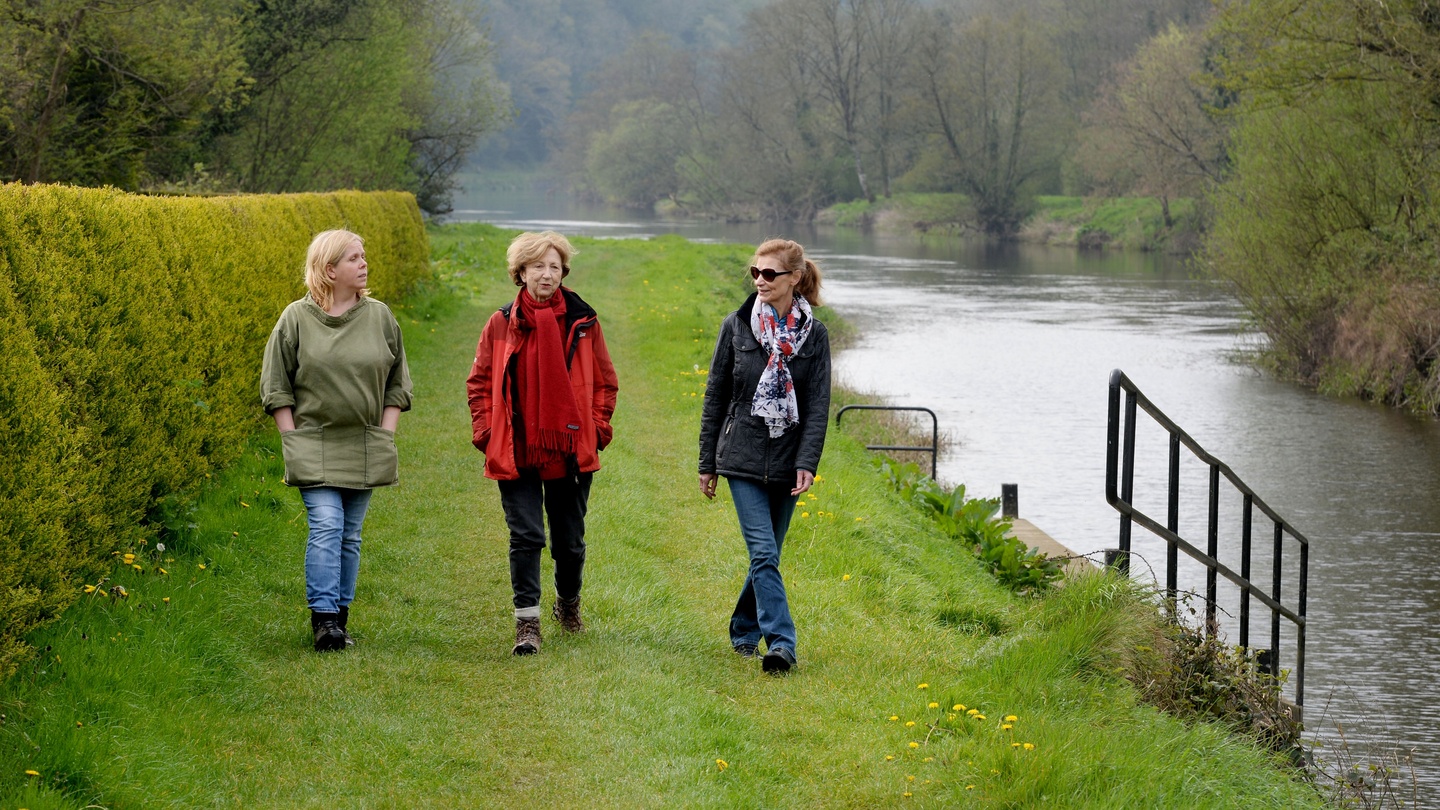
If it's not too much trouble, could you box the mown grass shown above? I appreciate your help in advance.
[0,224,1321,808]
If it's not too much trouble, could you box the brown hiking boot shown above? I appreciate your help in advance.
[553,595,584,633]
[513,617,541,655]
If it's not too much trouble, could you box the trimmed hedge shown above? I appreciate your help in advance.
[0,184,429,676]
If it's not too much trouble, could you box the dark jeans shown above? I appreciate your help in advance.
[498,469,593,615]
[727,476,799,654]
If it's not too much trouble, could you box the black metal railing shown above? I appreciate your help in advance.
[835,405,939,479]
[1104,369,1308,706]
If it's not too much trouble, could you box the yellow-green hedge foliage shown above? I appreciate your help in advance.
[0,184,428,677]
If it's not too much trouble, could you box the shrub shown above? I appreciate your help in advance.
[0,184,428,677]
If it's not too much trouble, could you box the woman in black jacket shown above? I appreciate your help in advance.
[698,238,831,674]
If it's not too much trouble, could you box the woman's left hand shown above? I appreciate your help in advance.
[792,469,814,496]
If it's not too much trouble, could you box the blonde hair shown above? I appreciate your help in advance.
[506,231,576,286]
[753,238,824,307]
[304,229,367,310]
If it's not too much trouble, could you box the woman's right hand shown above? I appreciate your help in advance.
[699,473,718,500]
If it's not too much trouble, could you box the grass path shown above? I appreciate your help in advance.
[1,225,1320,808]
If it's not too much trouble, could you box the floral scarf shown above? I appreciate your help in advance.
[750,294,814,438]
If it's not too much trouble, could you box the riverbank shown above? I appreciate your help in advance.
[816,192,1204,254]
[1,224,1319,807]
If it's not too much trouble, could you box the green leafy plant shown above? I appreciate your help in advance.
[874,459,1063,593]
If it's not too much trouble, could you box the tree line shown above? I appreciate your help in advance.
[0,0,506,214]
[553,0,1211,232]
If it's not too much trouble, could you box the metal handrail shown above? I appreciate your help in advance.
[1105,369,1308,706]
[835,405,939,479]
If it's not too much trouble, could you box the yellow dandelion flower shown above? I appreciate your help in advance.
[815,475,823,482]
[716,759,728,771]
[198,563,206,569]
[967,709,979,716]
[905,721,916,728]
[1004,715,1018,722]
[76,721,83,727]
[158,567,168,575]
[842,574,851,581]
[163,597,170,604]
[885,755,895,761]
[855,516,865,521]
[240,501,250,508]
[889,715,899,721]
[908,742,920,749]
[923,757,934,763]
[132,564,142,572]
[974,714,986,721]
[25,769,39,776]
[801,511,810,518]
[917,683,928,689]
[83,585,96,594]
[1023,743,1035,751]
[907,774,915,781]
[947,714,956,721]
[966,785,975,791]
[928,702,939,709]
[953,704,965,711]
[903,792,912,798]
[1012,743,1022,749]
[1001,724,1013,731]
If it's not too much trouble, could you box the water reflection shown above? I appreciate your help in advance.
[450,189,1440,796]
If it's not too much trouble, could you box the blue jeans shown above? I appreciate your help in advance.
[727,477,799,654]
[300,487,374,614]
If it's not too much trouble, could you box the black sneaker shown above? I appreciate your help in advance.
[733,643,760,658]
[338,605,355,648]
[312,614,346,652]
[762,646,796,674]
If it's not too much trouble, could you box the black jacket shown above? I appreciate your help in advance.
[698,293,831,484]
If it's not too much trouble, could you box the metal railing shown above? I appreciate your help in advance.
[835,405,939,479]
[1104,369,1308,705]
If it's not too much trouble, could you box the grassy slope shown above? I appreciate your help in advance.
[0,225,1318,808]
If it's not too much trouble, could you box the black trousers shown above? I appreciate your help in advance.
[497,469,593,611]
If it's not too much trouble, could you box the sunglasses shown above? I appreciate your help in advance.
[750,266,794,282]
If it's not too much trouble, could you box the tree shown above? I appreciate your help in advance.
[914,9,1064,234]
[1076,23,1227,225]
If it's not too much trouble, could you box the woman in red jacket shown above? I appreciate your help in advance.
[467,231,618,655]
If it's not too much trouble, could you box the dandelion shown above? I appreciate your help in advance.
[76,721,83,727]
[158,567,168,575]
[1023,743,1035,751]
[815,475,823,482]
[973,714,986,721]
[928,702,939,709]
[132,564,142,573]
[25,769,39,776]
[156,543,165,553]
[885,755,895,761]
[1001,724,1013,731]
[123,554,135,563]
[889,715,899,722]
[907,775,915,782]
[801,511,810,518]
[908,742,919,749]
[1004,715,1017,722]
[83,585,96,594]
[967,709,979,716]
[947,714,956,721]
[163,597,170,604]
[240,501,250,508]
[843,574,851,581]
[953,704,965,711]
[198,563,206,570]
[966,785,975,791]
[1012,743,1022,749]
[903,792,912,798]
[923,757,934,763]
[905,721,916,728]
[855,517,865,522]
[917,683,928,689]
[716,759,728,772]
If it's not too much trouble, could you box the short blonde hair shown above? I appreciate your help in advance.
[754,238,824,307]
[506,231,576,287]
[304,229,367,310]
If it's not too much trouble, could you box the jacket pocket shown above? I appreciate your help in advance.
[364,426,399,487]
[280,427,325,487]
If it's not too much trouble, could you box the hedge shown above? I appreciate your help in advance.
[0,184,429,677]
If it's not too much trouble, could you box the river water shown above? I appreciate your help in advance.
[451,189,1440,797]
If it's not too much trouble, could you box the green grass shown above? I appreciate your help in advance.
[0,224,1321,808]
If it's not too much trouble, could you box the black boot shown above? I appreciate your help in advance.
[338,605,354,647]
[311,611,346,652]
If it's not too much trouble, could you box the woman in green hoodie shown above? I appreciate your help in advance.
[261,230,413,652]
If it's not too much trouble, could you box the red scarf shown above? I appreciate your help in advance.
[514,288,582,475]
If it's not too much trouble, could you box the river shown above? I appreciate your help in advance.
[451,188,1440,797]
